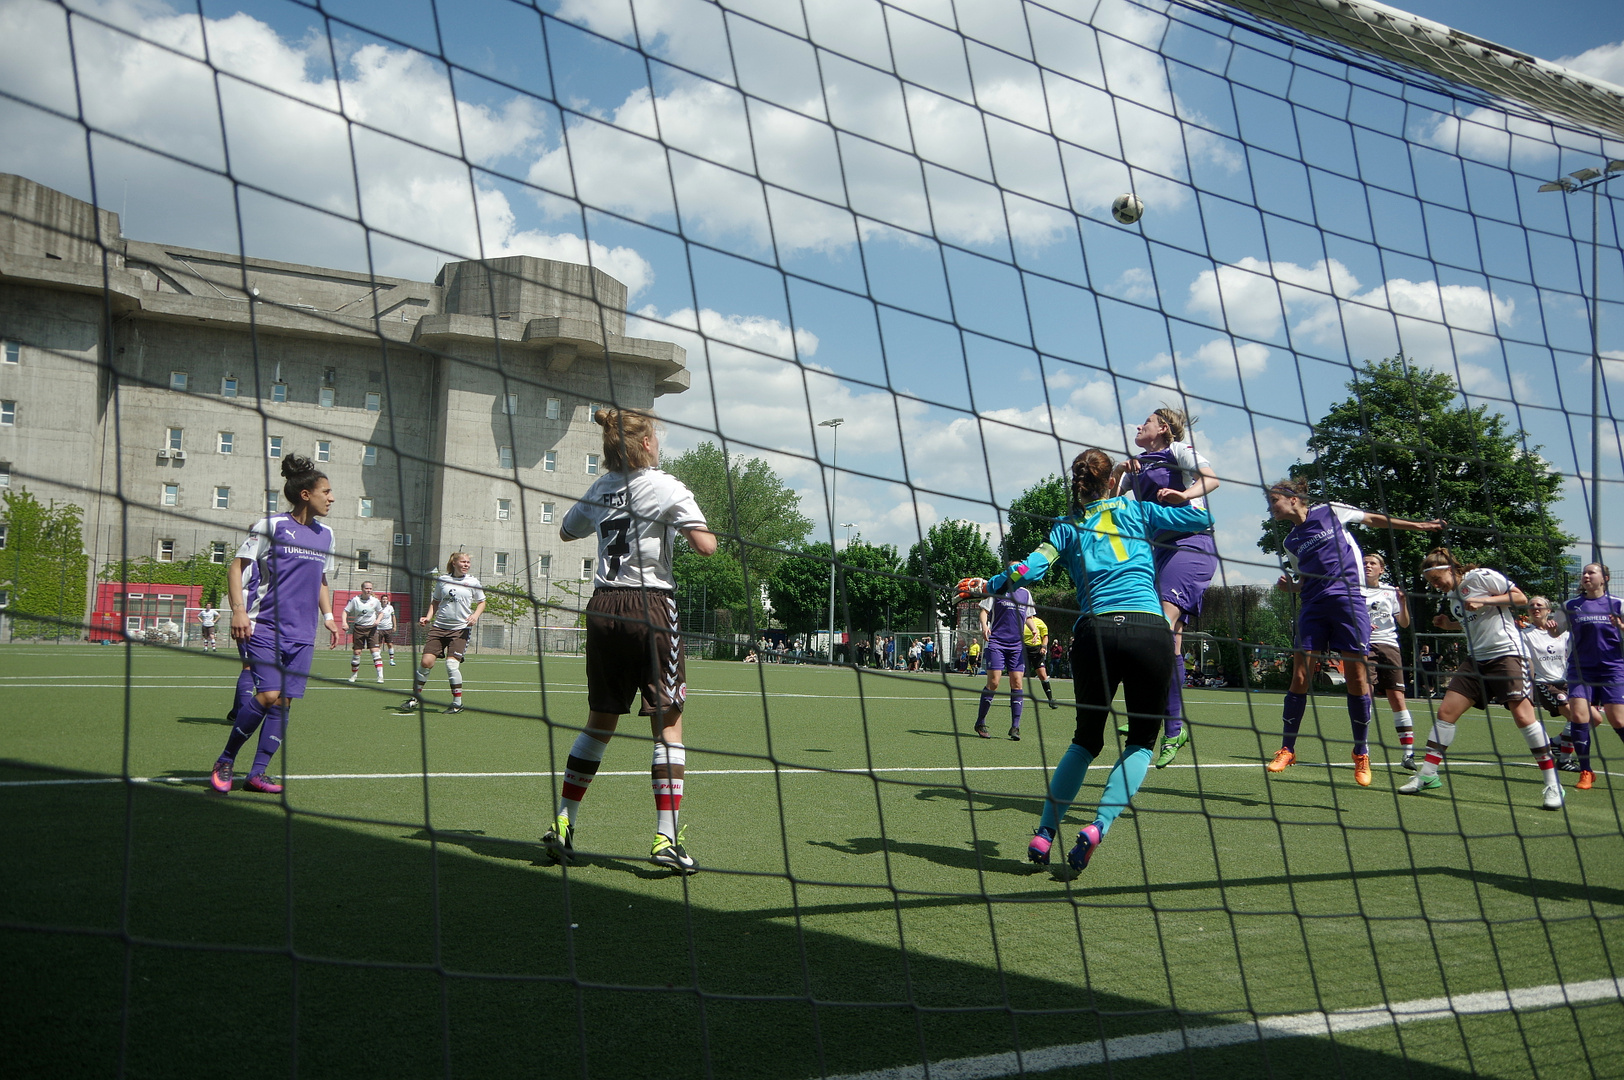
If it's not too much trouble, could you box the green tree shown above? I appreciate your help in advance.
[2,490,89,639]
[1260,357,1574,599]
[480,581,536,625]
[901,519,1001,629]
[836,538,907,636]
[767,541,832,636]
[673,547,764,628]
[664,442,813,584]
[101,548,229,606]
[1001,474,1074,592]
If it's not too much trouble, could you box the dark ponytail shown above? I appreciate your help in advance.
[280,454,326,508]
[1069,448,1114,511]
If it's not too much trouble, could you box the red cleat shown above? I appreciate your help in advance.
[242,773,283,794]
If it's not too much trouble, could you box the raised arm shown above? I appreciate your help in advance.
[1361,513,1445,533]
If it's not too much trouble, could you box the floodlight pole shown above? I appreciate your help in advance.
[1540,162,1623,566]
[819,417,844,662]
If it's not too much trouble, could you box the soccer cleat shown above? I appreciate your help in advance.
[1066,824,1103,874]
[396,697,421,713]
[1352,753,1372,788]
[975,725,991,739]
[209,759,234,794]
[1558,760,1582,773]
[1578,770,1595,790]
[1401,752,1416,772]
[1008,727,1021,741]
[1265,747,1295,773]
[242,773,283,794]
[1117,722,1131,734]
[1542,784,1565,811]
[389,659,397,666]
[1048,698,1057,710]
[1399,773,1442,795]
[1155,728,1190,769]
[348,673,357,684]
[445,702,464,714]
[376,673,385,683]
[651,828,697,874]
[1028,826,1055,865]
[542,814,575,865]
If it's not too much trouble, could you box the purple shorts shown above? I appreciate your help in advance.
[983,642,1025,674]
[1155,534,1218,618]
[239,635,314,699]
[1571,680,1624,706]
[1295,599,1370,656]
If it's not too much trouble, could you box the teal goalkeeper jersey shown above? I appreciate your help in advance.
[988,496,1213,618]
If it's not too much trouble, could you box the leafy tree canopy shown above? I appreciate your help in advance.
[836,537,907,635]
[1259,357,1573,598]
[664,442,812,582]
[4,489,90,638]
[901,519,1001,629]
[767,541,832,636]
[1000,474,1075,592]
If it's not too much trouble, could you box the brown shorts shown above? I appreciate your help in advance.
[1447,654,1529,711]
[424,626,470,661]
[1369,643,1406,694]
[1531,681,1569,717]
[376,629,394,645]
[585,587,686,717]
[351,627,378,650]
[201,626,217,641]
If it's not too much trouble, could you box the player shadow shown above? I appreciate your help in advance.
[1132,784,1309,811]
[174,715,233,726]
[912,786,1048,817]
[904,728,1008,741]
[405,828,692,880]
[808,836,1030,876]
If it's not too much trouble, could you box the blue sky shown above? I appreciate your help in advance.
[1,0,1622,581]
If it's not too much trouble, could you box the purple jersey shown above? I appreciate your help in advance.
[1284,503,1366,609]
[1564,593,1624,683]
[1127,442,1212,541]
[237,514,335,646]
[980,587,1034,648]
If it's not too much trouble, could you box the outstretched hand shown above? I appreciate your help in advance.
[956,577,987,601]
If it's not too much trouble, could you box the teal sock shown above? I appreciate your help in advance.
[1040,742,1095,833]
[1095,745,1154,837]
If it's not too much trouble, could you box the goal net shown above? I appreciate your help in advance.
[1,0,1621,1076]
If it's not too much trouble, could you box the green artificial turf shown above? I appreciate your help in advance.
[2,643,1621,1078]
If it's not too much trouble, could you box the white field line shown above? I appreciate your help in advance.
[827,977,1624,1080]
[2,760,1619,788]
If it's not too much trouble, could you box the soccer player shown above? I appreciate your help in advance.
[1361,554,1415,769]
[1562,563,1624,791]
[1113,408,1219,767]
[976,577,1039,739]
[544,407,715,874]
[1024,612,1057,709]
[376,596,398,665]
[1400,548,1564,809]
[398,553,485,714]
[963,447,1213,876]
[1264,479,1442,787]
[197,601,219,651]
[343,580,386,683]
[1523,596,1576,769]
[207,455,337,795]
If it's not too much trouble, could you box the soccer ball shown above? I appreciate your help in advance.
[1111,193,1144,225]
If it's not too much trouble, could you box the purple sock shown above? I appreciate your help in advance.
[228,668,255,724]
[1575,723,1592,771]
[249,702,286,777]
[1011,689,1024,732]
[1281,692,1307,750]
[977,689,994,726]
[1348,693,1372,756]
[223,697,267,761]
[1165,654,1186,739]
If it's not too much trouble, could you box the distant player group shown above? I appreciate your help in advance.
[193,404,1620,881]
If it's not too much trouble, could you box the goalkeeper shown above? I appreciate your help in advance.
[961,448,1211,876]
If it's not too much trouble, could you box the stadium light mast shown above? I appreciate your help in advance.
[819,417,844,661]
[1539,159,1624,565]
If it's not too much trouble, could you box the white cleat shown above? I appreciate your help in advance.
[1542,785,1565,811]
[347,673,357,684]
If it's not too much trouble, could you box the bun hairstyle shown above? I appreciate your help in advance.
[280,454,327,507]
[595,407,659,472]
[1069,448,1115,509]
[1268,476,1310,501]
[1153,406,1192,443]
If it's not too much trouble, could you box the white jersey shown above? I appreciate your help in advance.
[344,594,383,629]
[377,602,396,632]
[1523,627,1571,683]
[430,574,485,630]
[1361,584,1402,647]
[561,468,707,590]
[197,607,219,628]
[1446,568,1524,662]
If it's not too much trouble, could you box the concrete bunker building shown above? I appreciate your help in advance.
[0,175,688,638]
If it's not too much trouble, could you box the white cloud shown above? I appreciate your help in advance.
[1558,41,1624,89]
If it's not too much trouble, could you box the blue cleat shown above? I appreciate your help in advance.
[1067,824,1103,874]
[1028,827,1054,865]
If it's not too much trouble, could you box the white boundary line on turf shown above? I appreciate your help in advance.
[3,761,1620,788]
[825,977,1624,1080]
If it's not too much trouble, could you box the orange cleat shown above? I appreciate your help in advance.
[1266,747,1295,773]
[1352,753,1372,787]
[1578,770,1595,790]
